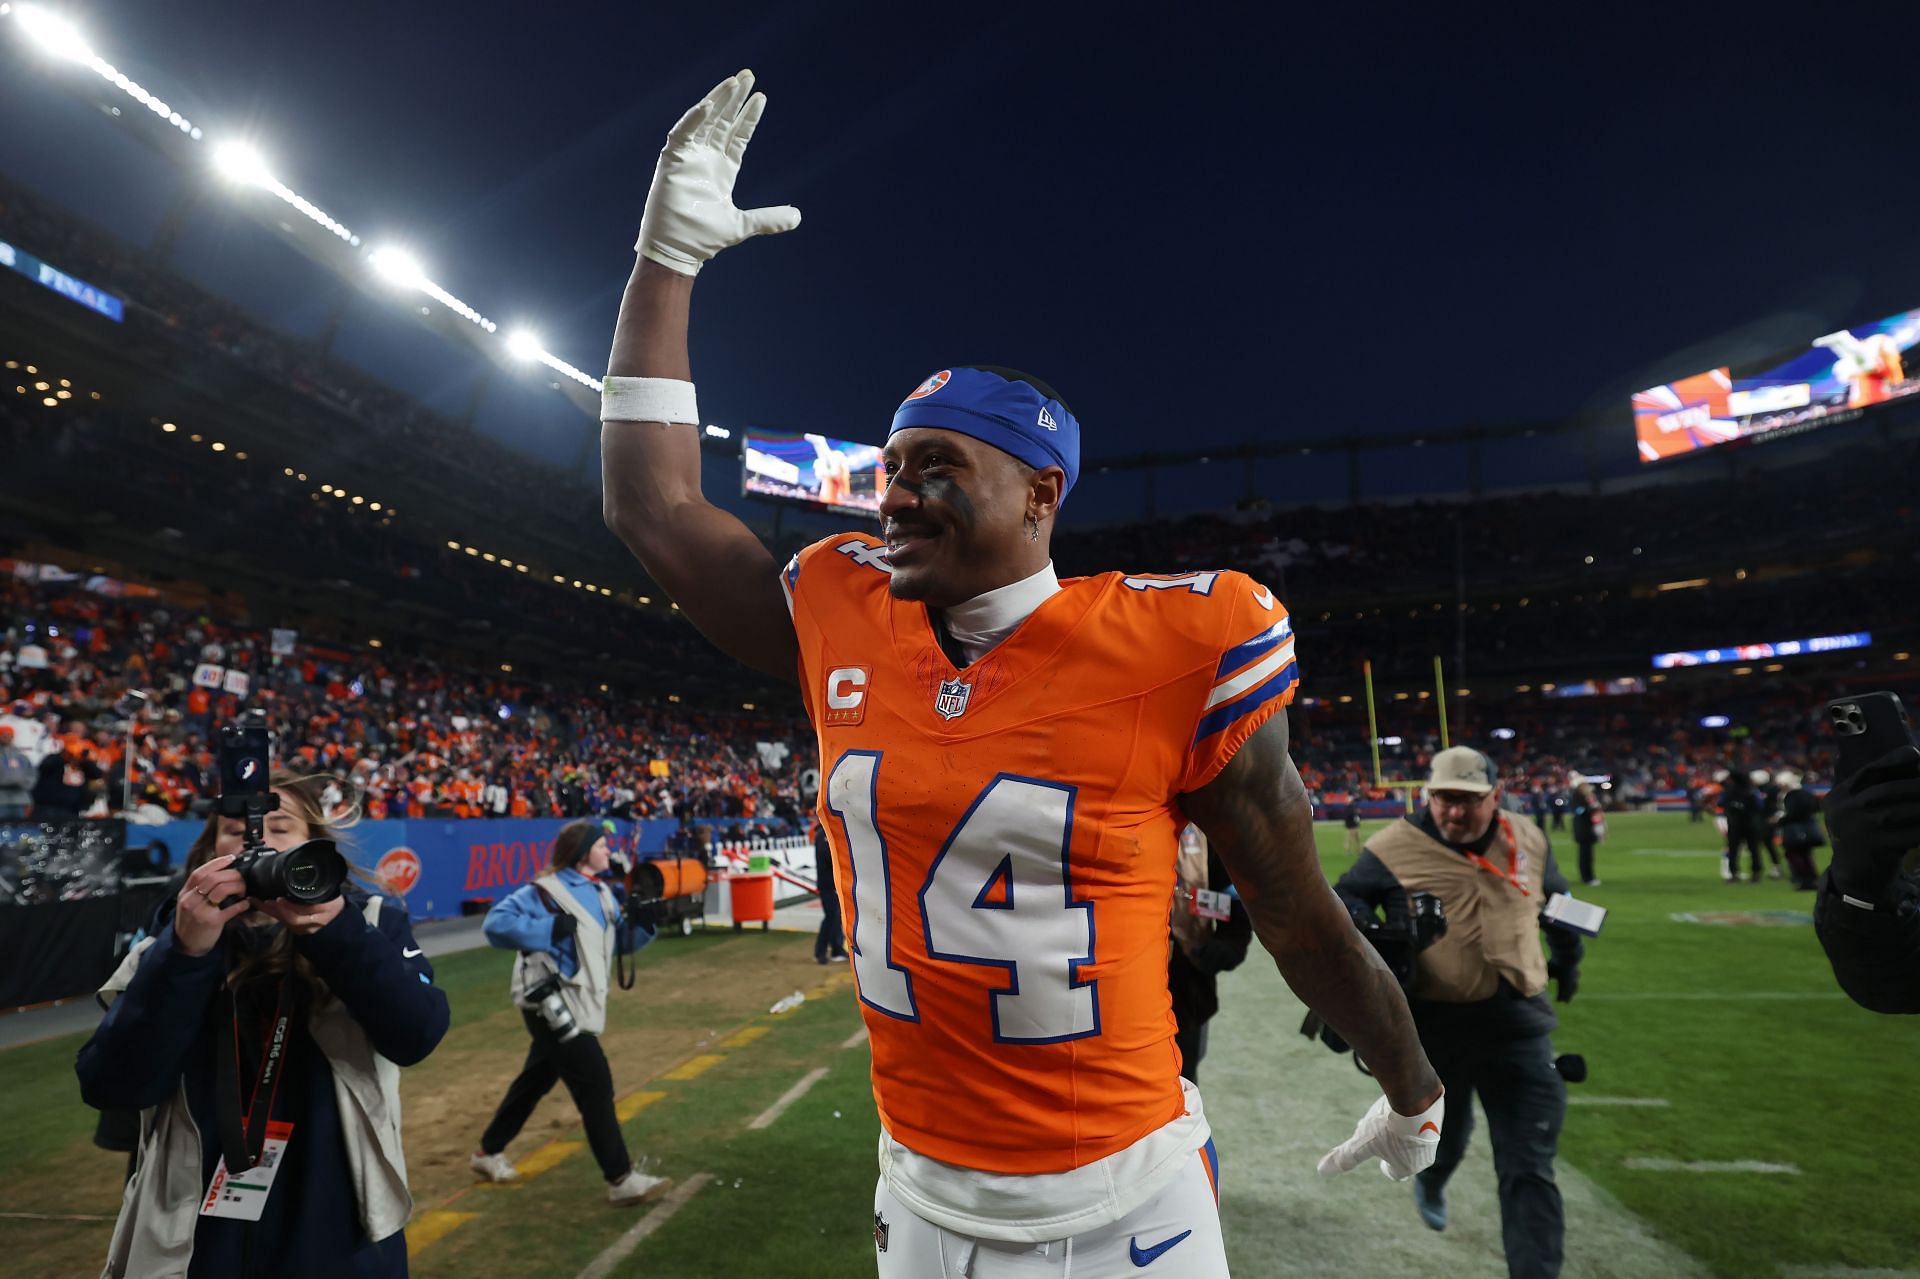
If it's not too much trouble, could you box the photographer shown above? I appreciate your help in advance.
[1169,824,1252,1082]
[1332,747,1586,1279]
[75,771,448,1278]
[470,820,672,1206]
[1816,746,1920,1013]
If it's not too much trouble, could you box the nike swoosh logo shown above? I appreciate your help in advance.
[1419,1121,1440,1136]
[1252,586,1275,610]
[1129,1230,1193,1267]
[403,947,423,958]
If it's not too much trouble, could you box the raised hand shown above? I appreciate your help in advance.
[636,69,802,275]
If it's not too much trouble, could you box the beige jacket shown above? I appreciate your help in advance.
[1365,817,1552,1003]
[95,897,413,1279]
[508,873,617,1035]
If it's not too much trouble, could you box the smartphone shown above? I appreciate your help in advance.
[1825,692,1916,784]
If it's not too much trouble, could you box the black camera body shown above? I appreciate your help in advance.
[216,710,346,905]
[1303,892,1449,1058]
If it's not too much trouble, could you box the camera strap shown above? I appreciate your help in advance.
[213,973,302,1173]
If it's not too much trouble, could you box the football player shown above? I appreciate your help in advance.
[599,72,1443,1278]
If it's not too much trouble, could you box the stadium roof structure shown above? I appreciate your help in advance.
[0,3,605,425]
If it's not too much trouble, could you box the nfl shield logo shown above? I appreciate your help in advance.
[934,678,973,720]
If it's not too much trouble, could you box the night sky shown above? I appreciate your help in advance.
[4,1,1918,522]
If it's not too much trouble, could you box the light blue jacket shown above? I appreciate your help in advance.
[482,869,650,977]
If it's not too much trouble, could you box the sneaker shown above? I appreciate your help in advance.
[470,1151,519,1183]
[1413,1175,1447,1231]
[608,1170,673,1207]
[828,952,848,963]
[1582,879,1602,888]
[1768,866,1783,880]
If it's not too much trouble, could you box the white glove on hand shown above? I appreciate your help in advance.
[1316,1091,1444,1182]
[636,69,801,275]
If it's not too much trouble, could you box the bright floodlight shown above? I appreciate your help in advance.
[505,329,543,360]
[367,246,427,291]
[15,4,92,61]
[211,140,274,187]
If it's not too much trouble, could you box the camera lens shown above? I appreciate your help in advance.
[275,841,346,904]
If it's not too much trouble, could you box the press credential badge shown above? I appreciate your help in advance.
[201,1122,294,1221]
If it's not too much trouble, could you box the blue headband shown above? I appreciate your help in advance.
[888,367,1081,498]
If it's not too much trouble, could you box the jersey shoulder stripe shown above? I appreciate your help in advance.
[1193,659,1299,745]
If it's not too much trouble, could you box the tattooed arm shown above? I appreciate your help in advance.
[1181,714,1442,1115]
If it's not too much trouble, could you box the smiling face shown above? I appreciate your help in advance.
[879,428,1062,608]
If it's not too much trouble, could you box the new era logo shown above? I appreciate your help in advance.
[1038,406,1058,431]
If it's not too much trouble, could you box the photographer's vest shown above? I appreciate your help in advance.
[94,897,412,1279]
[1366,816,1551,1004]
[508,873,617,1036]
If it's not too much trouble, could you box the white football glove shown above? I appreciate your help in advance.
[1316,1090,1444,1182]
[636,69,801,275]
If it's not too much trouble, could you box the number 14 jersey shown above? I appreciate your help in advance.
[785,533,1299,1176]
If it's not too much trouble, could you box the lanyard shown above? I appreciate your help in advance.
[1460,814,1531,897]
[214,974,300,1173]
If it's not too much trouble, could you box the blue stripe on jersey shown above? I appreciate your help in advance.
[1214,617,1293,679]
[783,554,801,593]
[1192,661,1299,745]
[1203,1137,1221,1197]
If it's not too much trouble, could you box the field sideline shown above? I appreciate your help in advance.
[2,813,1915,1277]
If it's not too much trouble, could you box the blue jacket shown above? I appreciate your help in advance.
[76,894,448,1279]
[482,868,652,977]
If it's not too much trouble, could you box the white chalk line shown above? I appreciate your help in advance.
[574,1171,714,1279]
[1567,1096,1671,1107]
[748,1066,831,1131]
[1624,1157,1800,1174]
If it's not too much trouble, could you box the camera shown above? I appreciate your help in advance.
[523,972,581,1042]
[1302,893,1449,1058]
[216,710,346,905]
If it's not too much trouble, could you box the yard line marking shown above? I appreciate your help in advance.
[617,1090,668,1122]
[575,1171,714,1279]
[1779,1266,1920,1278]
[514,1139,585,1180]
[661,1053,727,1081]
[0,1211,117,1222]
[406,1210,478,1257]
[1624,1157,1801,1175]
[1581,992,1842,1002]
[842,1025,870,1049]
[719,1025,772,1049]
[1567,1096,1671,1107]
[1632,849,1726,857]
[748,1066,830,1131]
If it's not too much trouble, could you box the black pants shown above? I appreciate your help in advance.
[815,839,845,961]
[1575,841,1597,885]
[1417,1032,1565,1279]
[1724,828,1767,881]
[481,1010,630,1182]
[1174,1019,1209,1084]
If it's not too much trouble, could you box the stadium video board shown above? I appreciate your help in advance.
[741,429,884,516]
[1632,306,1920,463]
[1651,631,1871,670]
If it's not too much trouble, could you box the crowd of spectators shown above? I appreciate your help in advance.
[0,568,811,828]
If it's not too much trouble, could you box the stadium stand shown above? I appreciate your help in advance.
[4,179,1917,831]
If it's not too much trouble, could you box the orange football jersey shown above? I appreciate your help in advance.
[784,534,1298,1175]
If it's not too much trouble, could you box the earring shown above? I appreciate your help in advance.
[1025,514,1039,543]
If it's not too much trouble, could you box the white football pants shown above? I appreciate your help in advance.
[872,1145,1228,1278]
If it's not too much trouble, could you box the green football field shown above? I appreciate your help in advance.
[1,812,1914,1277]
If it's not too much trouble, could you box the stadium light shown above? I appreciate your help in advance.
[14,4,92,61]
[368,245,428,291]
[211,139,274,187]
[505,329,542,361]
